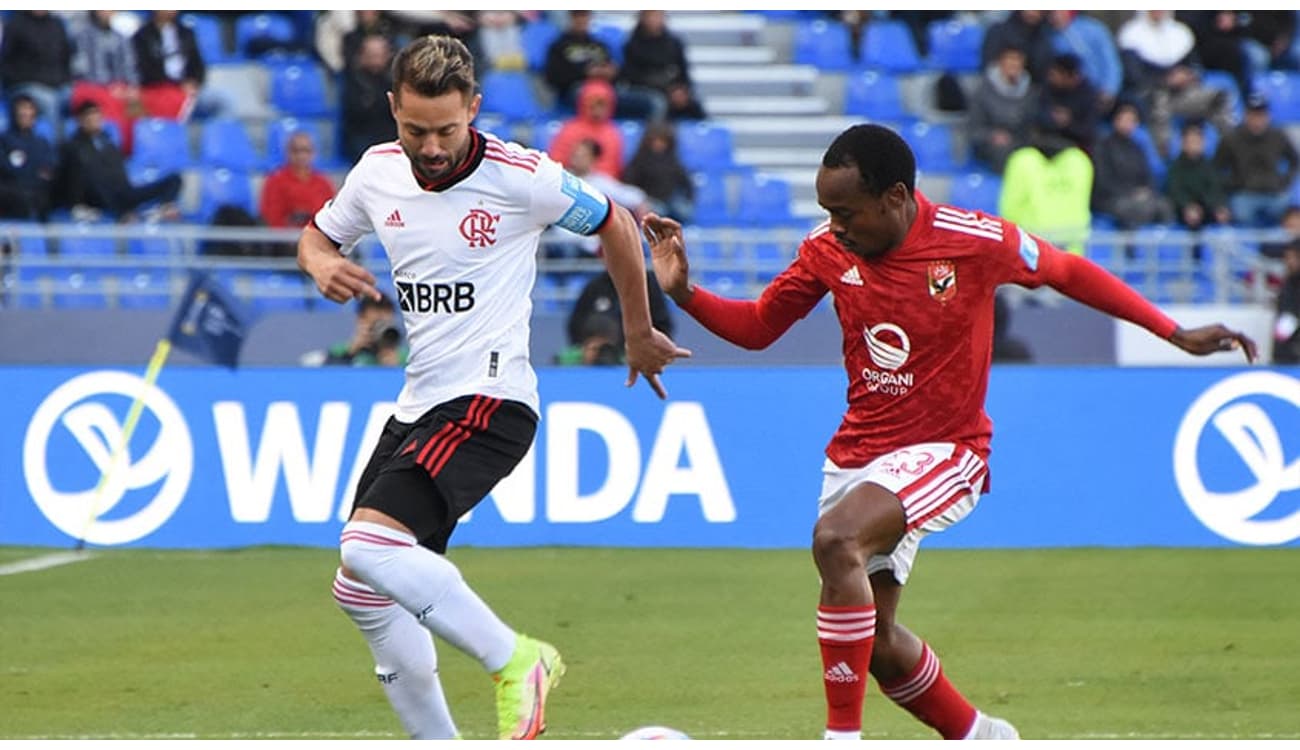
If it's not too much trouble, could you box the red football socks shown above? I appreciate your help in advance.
[879,642,977,739]
[817,605,876,732]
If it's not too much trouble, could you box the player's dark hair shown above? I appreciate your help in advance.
[358,292,394,315]
[392,35,476,101]
[822,124,915,196]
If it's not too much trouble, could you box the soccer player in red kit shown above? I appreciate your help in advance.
[644,124,1257,740]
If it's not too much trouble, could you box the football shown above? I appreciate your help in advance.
[620,726,692,740]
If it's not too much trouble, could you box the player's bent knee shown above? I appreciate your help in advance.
[811,520,864,574]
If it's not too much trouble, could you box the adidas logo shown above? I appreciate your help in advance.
[384,209,405,228]
[824,661,860,683]
[840,266,863,286]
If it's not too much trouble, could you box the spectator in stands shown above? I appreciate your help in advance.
[998,128,1093,254]
[1036,53,1100,152]
[132,10,223,120]
[565,139,650,216]
[970,44,1038,172]
[1046,11,1122,114]
[563,270,675,366]
[306,293,408,367]
[548,79,624,178]
[623,122,695,223]
[1272,241,1300,364]
[0,95,58,221]
[1166,122,1232,230]
[1091,102,1175,229]
[1181,11,1254,102]
[54,99,180,222]
[555,312,625,366]
[475,10,527,72]
[666,81,707,121]
[0,11,73,133]
[69,11,141,155]
[543,10,661,120]
[342,33,395,163]
[260,131,337,231]
[1117,10,1235,158]
[620,10,692,123]
[1262,205,1300,258]
[1243,10,1300,72]
[980,11,1052,78]
[544,10,618,112]
[1215,93,1300,228]
[316,11,398,75]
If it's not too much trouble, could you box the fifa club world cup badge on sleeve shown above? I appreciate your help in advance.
[928,260,957,303]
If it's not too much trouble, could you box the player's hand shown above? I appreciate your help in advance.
[307,254,382,304]
[624,326,692,400]
[1169,324,1258,363]
[641,212,692,306]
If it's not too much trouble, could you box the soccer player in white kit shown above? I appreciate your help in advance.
[298,35,689,740]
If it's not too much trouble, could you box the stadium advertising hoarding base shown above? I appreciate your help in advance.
[2,366,1298,550]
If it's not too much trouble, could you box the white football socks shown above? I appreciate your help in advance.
[339,521,516,672]
[332,570,458,739]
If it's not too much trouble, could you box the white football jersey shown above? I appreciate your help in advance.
[313,129,612,421]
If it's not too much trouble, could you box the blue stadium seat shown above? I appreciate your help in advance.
[264,117,328,169]
[947,171,1002,214]
[592,24,627,65]
[908,121,963,173]
[473,113,508,138]
[123,164,178,212]
[113,267,173,309]
[235,13,298,58]
[699,270,747,296]
[843,70,909,121]
[926,19,983,73]
[793,20,855,71]
[736,173,794,227]
[181,13,230,63]
[480,70,544,120]
[1252,71,1300,122]
[269,62,332,117]
[132,118,191,172]
[1128,125,1166,184]
[246,270,308,312]
[1085,237,1117,268]
[1131,225,1192,267]
[617,120,644,163]
[691,172,731,227]
[677,122,734,173]
[127,223,175,257]
[197,168,254,223]
[52,269,109,309]
[6,226,49,257]
[861,20,921,73]
[521,18,560,71]
[60,224,117,257]
[201,118,260,171]
[533,273,566,315]
[530,119,564,152]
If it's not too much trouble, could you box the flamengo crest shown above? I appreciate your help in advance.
[459,208,500,248]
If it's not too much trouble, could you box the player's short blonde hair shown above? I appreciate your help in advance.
[391,35,476,101]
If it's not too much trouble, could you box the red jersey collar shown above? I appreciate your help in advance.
[893,189,934,254]
[410,127,487,192]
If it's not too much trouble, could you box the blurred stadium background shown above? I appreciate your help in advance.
[2,9,1299,742]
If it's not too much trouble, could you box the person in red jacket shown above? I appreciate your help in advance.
[260,131,336,228]
[547,78,624,179]
[644,123,1256,741]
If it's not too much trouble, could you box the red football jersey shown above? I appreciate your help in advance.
[681,192,1178,470]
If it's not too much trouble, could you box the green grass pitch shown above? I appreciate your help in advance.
[2,546,1298,740]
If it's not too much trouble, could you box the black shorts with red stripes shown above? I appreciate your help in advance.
[351,394,537,554]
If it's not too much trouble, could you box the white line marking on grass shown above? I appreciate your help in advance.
[0,551,92,576]
[12,730,1295,741]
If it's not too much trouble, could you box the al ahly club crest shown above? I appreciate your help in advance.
[928,260,956,303]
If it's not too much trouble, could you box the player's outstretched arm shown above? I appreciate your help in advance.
[643,212,693,306]
[1169,324,1258,363]
[597,204,692,399]
[298,224,382,304]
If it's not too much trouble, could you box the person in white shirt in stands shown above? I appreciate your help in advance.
[297,34,689,741]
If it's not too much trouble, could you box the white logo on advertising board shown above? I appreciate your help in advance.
[1173,372,1300,545]
[23,371,193,545]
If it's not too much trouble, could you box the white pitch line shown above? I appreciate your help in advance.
[0,551,93,576]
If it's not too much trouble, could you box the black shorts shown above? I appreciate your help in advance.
[351,394,537,553]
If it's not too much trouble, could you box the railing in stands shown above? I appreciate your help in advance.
[0,223,1287,312]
